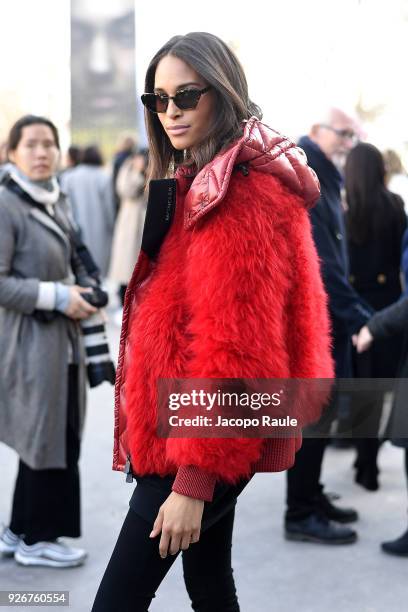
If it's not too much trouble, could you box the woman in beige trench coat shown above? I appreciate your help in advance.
[108,151,148,306]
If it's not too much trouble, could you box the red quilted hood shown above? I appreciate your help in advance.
[182,116,320,229]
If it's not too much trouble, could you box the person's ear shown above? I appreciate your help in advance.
[8,150,15,163]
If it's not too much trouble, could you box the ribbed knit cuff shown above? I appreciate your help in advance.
[172,466,216,502]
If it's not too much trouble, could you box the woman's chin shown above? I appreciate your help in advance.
[170,141,188,151]
[168,135,194,151]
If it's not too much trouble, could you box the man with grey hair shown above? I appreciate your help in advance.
[284,108,373,544]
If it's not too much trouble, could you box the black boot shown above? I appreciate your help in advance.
[381,529,408,557]
[354,439,380,491]
[354,465,379,491]
[318,493,359,523]
[285,514,357,545]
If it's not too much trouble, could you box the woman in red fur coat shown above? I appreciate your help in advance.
[93,32,333,612]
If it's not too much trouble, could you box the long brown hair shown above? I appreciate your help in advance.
[143,32,262,181]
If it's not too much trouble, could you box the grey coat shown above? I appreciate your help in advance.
[60,165,115,277]
[368,298,408,447]
[0,185,89,469]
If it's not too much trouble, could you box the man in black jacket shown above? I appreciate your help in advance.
[284,108,373,544]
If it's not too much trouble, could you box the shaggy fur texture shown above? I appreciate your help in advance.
[119,168,333,484]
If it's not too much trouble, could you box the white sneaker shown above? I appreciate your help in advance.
[0,526,20,557]
[15,540,87,568]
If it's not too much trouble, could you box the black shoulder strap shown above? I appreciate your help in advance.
[141,179,176,259]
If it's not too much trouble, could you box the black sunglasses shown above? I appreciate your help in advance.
[141,86,211,114]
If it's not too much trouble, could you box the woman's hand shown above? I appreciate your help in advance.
[64,286,97,320]
[352,325,374,353]
[149,492,204,558]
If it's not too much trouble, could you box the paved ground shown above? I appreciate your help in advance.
[1,321,408,612]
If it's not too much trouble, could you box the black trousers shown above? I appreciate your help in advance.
[92,476,250,612]
[285,389,339,521]
[286,438,328,520]
[9,365,81,545]
[285,383,385,520]
[92,507,239,612]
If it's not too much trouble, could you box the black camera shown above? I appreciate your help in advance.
[79,287,115,387]
[81,286,109,308]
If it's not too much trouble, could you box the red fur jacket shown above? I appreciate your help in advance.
[113,118,334,501]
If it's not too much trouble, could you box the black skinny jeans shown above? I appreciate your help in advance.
[92,505,239,612]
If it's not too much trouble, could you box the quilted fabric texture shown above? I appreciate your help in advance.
[183,116,320,229]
